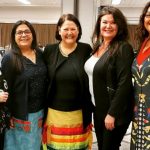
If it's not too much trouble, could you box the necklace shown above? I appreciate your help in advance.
[22,49,36,63]
[59,46,68,57]
[59,43,77,57]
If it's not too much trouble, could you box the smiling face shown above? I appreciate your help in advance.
[15,24,33,49]
[144,7,150,35]
[59,20,79,45]
[100,14,118,42]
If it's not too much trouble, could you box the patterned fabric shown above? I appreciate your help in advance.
[0,68,10,134]
[131,57,150,150]
[4,109,43,150]
[0,106,10,134]
[42,108,93,150]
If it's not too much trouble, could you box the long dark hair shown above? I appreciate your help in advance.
[10,20,37,73]
[55,14,82,42]
[92,6,129,55]
[136,2,150,50]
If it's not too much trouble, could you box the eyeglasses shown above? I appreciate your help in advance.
[16,29,31,36]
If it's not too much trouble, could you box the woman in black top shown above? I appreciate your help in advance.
[42,14,94,150]
[2,20,47,150]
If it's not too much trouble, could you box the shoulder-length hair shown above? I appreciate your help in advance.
[10,20,37,73]
[136,1,150,50]
[55,14,82,42]
[92,6,129,55]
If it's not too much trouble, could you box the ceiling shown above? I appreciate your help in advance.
[100,0,148,8]
[0,0,61,7]
[0,0,148,9]
[0,0,148,8]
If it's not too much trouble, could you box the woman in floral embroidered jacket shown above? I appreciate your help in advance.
[131,2,150,150]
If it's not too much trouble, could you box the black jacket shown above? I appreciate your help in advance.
[1,49,47,120]
[93,41,134,125]
[43,42,94,128]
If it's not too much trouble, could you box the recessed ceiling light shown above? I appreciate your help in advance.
[112,0,121,5]
[17,0,31,5]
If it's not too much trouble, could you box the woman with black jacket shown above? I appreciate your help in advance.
[84,6,134,150]
[2,20,48,150]
[42,14,94,150]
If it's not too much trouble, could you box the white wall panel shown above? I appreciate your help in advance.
[0,6,61,24]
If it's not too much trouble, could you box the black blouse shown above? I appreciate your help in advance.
[23,52,47,112]
[49,53,81,111]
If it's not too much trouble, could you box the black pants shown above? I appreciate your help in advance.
[0,132,4,150]
[94,114,130,150]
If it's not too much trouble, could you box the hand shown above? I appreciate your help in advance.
[10,118,15,128]
[104,114,115,131]
[0,90,9,103]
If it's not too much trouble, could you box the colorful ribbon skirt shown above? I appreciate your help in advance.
[42,108,93,150]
